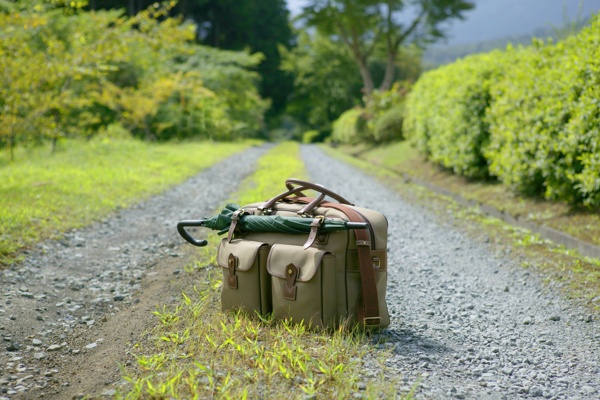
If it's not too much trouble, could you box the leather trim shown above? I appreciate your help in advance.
[227,253,239,289]
[283,263,298,300]
[321,202,380,325]
[303,216,324,249]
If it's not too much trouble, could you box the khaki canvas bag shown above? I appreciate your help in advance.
[180,179,389,329]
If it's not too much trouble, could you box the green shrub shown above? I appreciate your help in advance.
[486,17,600,205]
[302,130,321,143]
[404,50,510,178]
[363,82,410,143]
[404,14,600,207]
[372,105,405,142]
[331,108,366,144]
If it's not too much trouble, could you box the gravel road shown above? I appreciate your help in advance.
[301,145,599,399]
[1,143,598,399]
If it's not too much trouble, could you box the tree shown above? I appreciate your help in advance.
[300,0,474,94]
[280,31,363,133]
[183,0,294,120]
[89,0,294,122]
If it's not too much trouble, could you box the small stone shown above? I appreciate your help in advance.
[36,315,44,321]
[425,310,435,316]
[32,339,42,346]
[549,315,560,321]
[503,286,509,292]
[522,318,532,325]
[529,386,543,397]
[6,343,20,351]
[356,382,367,390]
[34,352,46,360]
[501,367,513,375]
[85,342,97,350]
[113,295,125,301]
[101,389,117,396]
[173,269,181,275]
[584,315,593,323]
[581,386,596,395]
[47,344,62,351]
[71,349,80,354]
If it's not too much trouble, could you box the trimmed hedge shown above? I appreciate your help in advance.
[404,14,600,206]
[404,50,511,178]
[486,26,600,205]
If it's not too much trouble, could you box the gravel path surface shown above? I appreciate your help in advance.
[2,143,598,399]
[0,146,267,399]
[301,145,599,400]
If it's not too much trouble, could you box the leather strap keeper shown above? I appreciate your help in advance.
[227,253,239,289]
[284,263,298,300]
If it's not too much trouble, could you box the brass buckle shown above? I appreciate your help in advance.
[363,317,380,326]
[372,257,380,270]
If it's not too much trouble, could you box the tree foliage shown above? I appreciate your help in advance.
[299,0,474,94]
[0,0,267,159]
[280,30,363,134]
[185,0,294,120]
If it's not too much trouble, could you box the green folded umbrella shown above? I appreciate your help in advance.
[177,203,368,247]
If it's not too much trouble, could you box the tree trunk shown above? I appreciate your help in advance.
[356,56,375,95]
[379,49,397,91]
[143,117,155,141]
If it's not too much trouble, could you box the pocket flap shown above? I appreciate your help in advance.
[267,244,330,282]
[217,239,268,272]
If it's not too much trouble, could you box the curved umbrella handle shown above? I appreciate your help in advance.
[177,220,208,247]
[285,178,354,206]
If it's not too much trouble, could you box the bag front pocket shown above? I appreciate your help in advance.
[267,244,335,329]
[217,238,271,315]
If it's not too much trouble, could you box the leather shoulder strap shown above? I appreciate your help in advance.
[321,202,380,326]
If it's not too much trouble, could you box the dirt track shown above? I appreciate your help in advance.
[0,146,266,399]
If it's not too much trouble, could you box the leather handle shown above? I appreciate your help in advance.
[258,186,308,213]
[297,192,326,215]
[285,178,354,206]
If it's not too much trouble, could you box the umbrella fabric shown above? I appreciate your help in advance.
[199,203,240,234]
[200,204,357,235]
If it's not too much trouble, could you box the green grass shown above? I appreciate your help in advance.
[324,143,600,312]
[0,138,253,266]
[118,142,404,399]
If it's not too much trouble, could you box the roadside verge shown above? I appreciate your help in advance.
[322,143,600,312]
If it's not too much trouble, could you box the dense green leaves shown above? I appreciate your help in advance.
[404,15,600,207]
[486,21,600,206]
[331,108,365,144]
[0,1,267,158]
[404,50,510,178]
[280,31,363,135]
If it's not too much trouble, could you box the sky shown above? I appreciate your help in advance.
[285,0,600,46]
